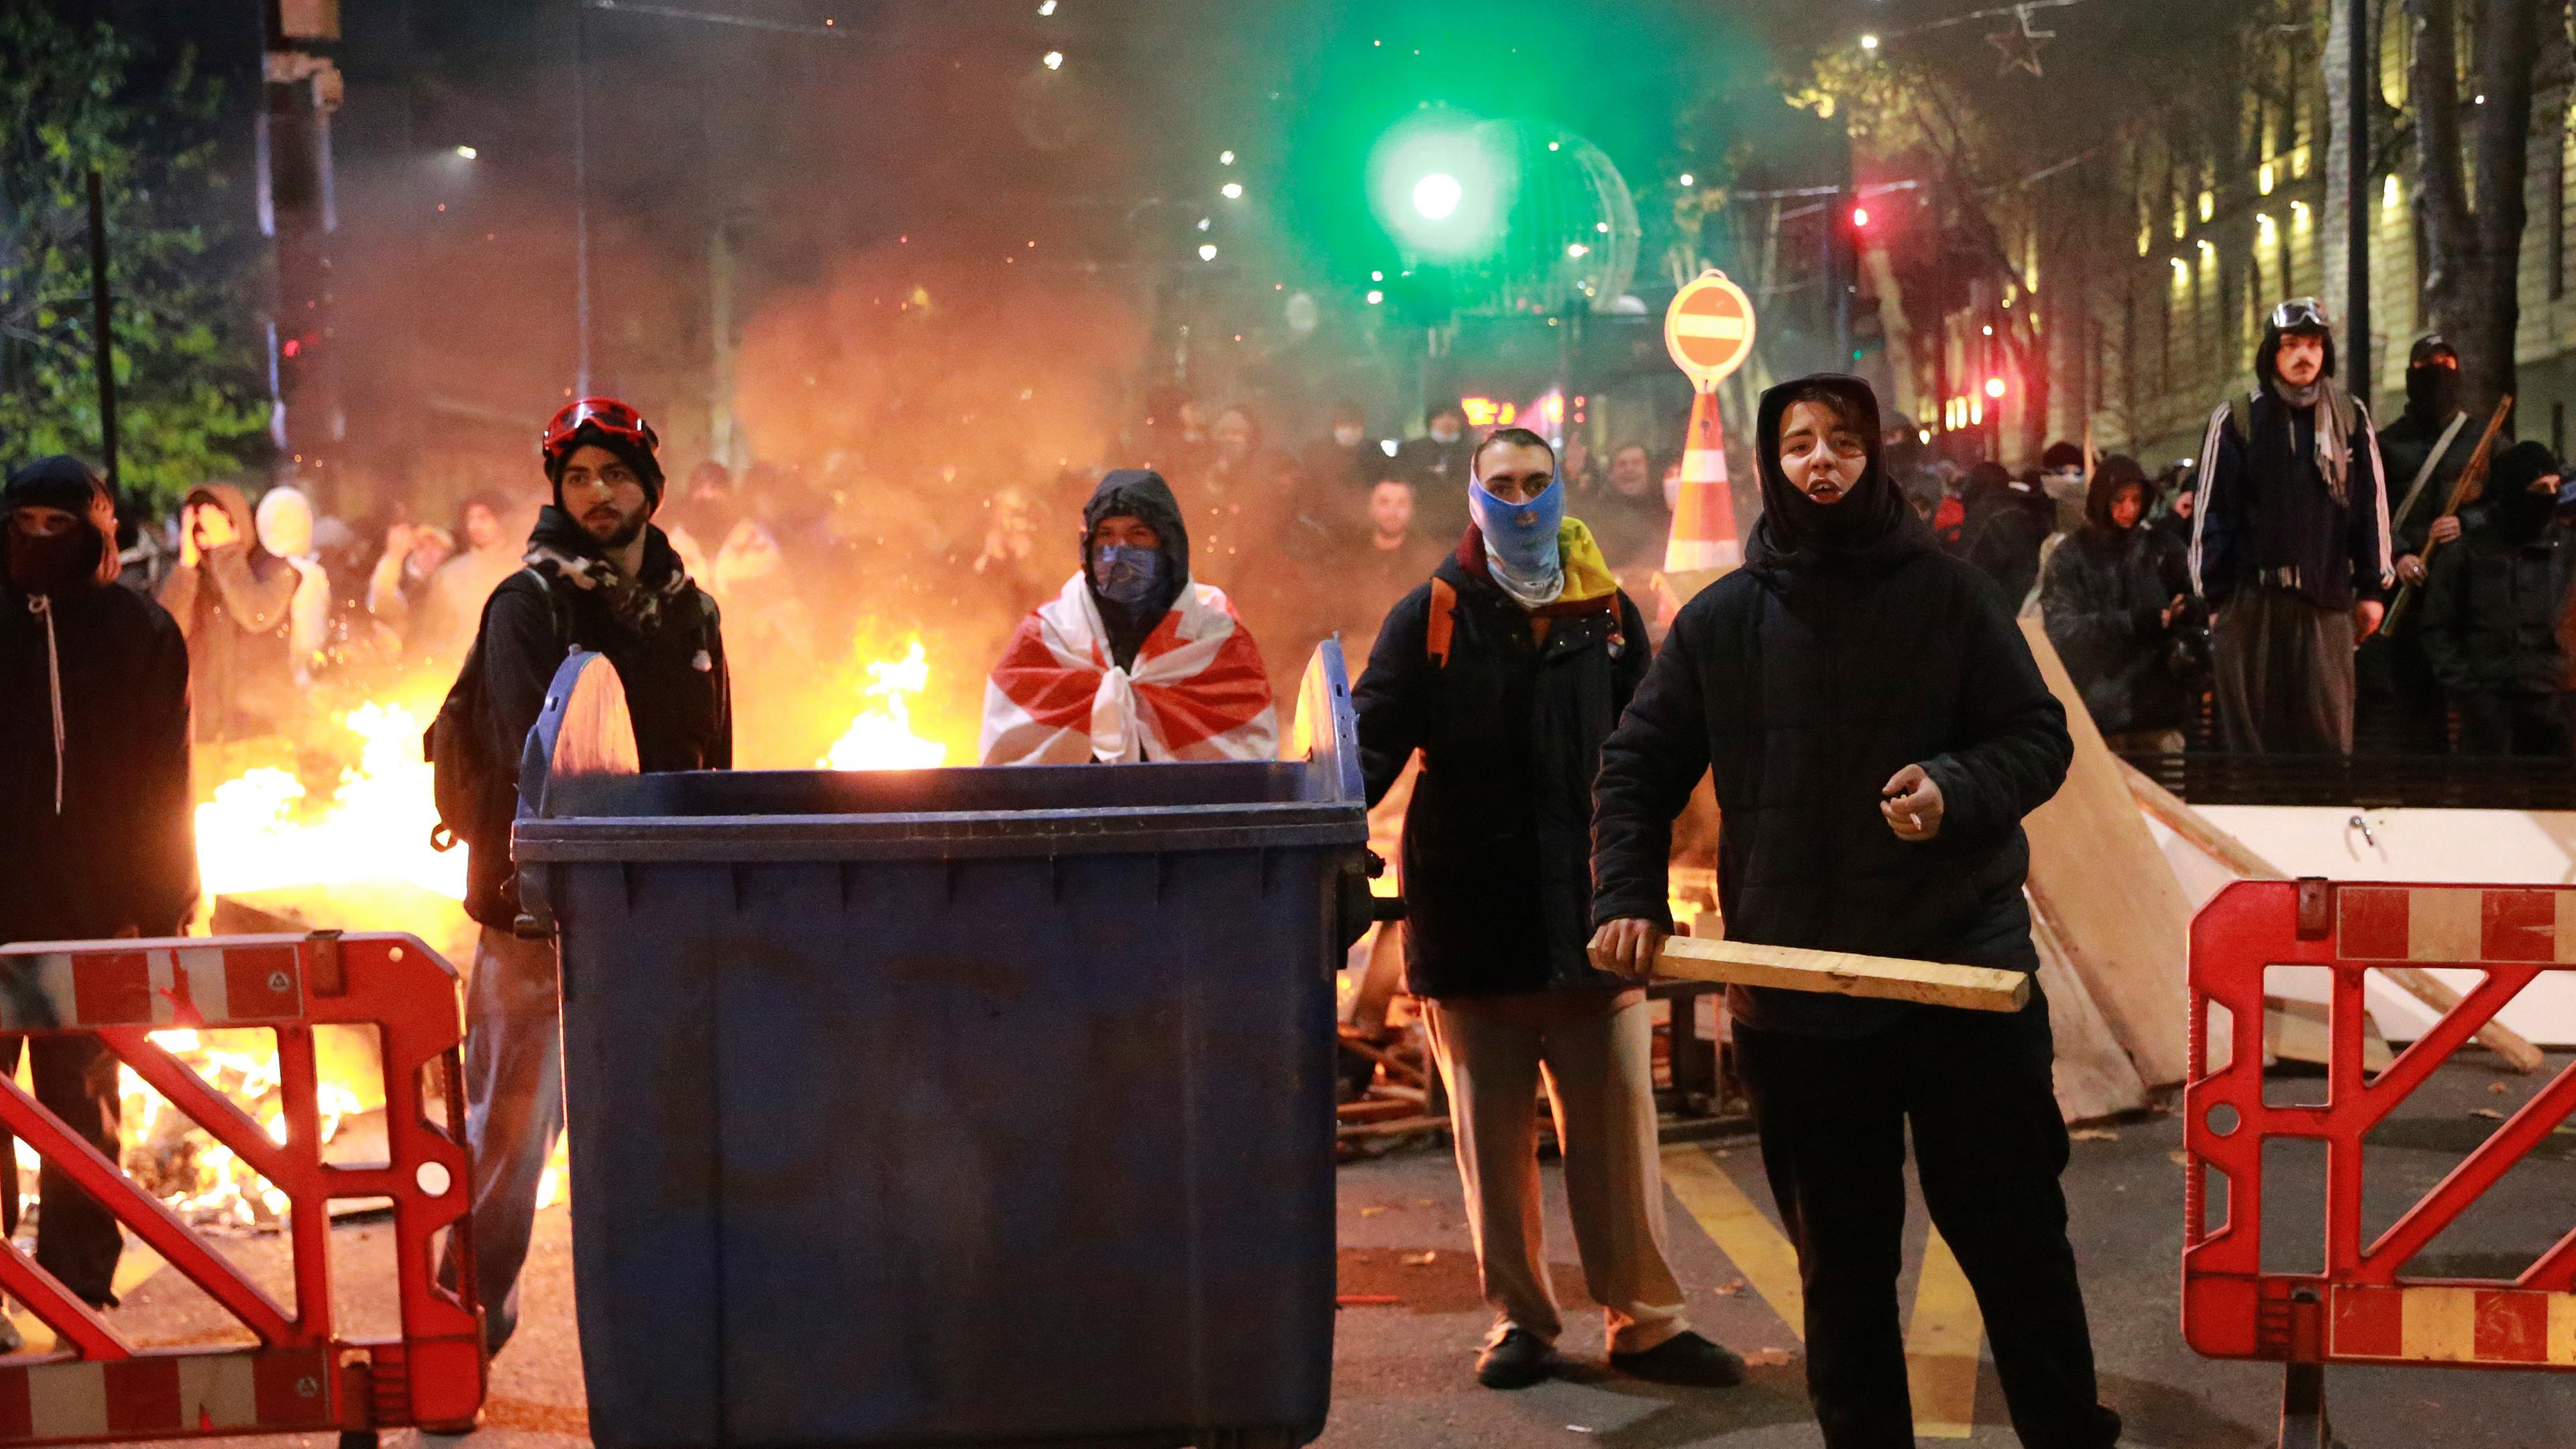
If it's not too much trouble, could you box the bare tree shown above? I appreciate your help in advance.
[2407,0,2551,416]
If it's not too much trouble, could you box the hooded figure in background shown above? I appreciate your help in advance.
[0,455,195,1312]
[2361,335,2474,753]
[159,482,299,741]
[1592,375,2118,1449]
[981,468,1276,764]
[254,485,333,686]
[1951,460,2048,608]
[2038,455,2192,751]
[2420,441,2576,757]
[2190,297,2392,753]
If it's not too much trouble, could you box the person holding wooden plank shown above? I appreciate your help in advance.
[1589,374,2123,1449]
[2187,297,2394,753]
[1353,426,1746,1393]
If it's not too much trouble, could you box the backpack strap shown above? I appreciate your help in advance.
[1426,576,1458,668]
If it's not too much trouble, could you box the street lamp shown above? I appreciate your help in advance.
[1412,172,1462,221]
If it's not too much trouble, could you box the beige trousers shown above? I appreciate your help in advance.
[1424,989,1690,1355]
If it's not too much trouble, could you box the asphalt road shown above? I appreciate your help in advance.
[60,1051,2576,1448]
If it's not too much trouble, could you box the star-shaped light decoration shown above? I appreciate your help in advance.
[1986,4,2055,77]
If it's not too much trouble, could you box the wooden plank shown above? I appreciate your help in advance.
[2019,621,2194,1085]
[1656,936,2029,1014]
[2027,891,2149,1123]
[2116,758,2544,1075]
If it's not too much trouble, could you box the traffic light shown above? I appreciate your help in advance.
[1984,376,2007,400]
[1368,111,1506,261]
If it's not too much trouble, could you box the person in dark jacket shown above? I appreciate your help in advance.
[2040,455,2191,751]
[2420,441,2575,757]
[2190,297,2394,753]
[446,396,731,1356]
[1395,401,1477,543]
[2359,336,2475,753]
[158,482,298,742]
[1354,426,1741,1393]
[0,456,195,1313]
[1590,375,2119,1449]
[1952,461,2048,608]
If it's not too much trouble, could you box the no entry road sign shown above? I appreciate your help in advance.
[1665,270,1756,390]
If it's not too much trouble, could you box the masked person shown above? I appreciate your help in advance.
[0,458,195,1315]
[159,483,299,742]
[435,397,731,1355]
[252,486,333,687]
[2361,336,2475,752]
[1591,376,2120,1449]
[1302,401,1379,493]
[1397,402,1477,543]
[980,469,1277,764]
[1353,426,1742,1393]
[2190,297,2394,753]
[2420,442,2576,757]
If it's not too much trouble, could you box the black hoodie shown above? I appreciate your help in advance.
[2039,457,2188,736]
[1593,374,2072,1036]
[0,458,197,941]
[1079,469,1191,670]
[2419,441,2576,699]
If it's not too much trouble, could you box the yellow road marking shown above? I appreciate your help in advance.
[10,1240,166,1353]
[1663,1146,1803,1340]
[1905,1227,1983,1438]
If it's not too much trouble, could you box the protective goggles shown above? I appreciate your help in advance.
[2269,297,2331,333]
[542,397,659,462]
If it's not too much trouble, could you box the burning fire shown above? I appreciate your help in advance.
[820,639,949,770]
[195,701,464,904]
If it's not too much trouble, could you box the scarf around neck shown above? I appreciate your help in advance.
[2265,374,2357,504]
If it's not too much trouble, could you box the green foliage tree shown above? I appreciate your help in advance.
[0,6,269,504]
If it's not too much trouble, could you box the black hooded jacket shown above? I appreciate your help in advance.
[2039,458,2189,736]
[0,458,197,942]
[1354,515,1651,1000]
[2420,442,2576,699]
[2191,321,2392,611]
[1591,375,2072,1036]
[1952,462,2048,609]
[460,506,731,927]
[1080,470,1191,670]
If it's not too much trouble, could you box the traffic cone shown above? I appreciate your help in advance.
[1662,386,1740,599]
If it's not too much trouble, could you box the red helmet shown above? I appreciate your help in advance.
[541,396,659,468]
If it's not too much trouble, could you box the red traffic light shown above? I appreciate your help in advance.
[281,337,302,358]
[1983,376,2007,400]
[1851,205,1871,229]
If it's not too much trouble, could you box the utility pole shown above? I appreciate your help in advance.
[260,0,344,498]
[85,172,117,492]
[2345,0,2371,396]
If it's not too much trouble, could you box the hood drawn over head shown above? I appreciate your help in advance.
[184,483,260,547]
[1746,373,1929,584]
[1081,469,1191,584]
[2083,454,2153,533]
[255,485,316,559]
[3,455,120,588]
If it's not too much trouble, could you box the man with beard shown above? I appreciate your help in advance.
[0,457,195,1316]
[980,469,1276,765]
[2420,442,2576,757]
[2362,336,2475,751]
[439,396,731,1355]
[2190,298,2393,753]
[1590,376,2116,1449]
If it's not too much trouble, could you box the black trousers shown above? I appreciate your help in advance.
[1735,1002,2120,1449]
[0,1034,125,1306]
[2455,691,2572,757]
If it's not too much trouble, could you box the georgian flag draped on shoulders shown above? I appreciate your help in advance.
[979,571,1277,764]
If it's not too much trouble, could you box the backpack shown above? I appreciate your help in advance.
[425,568,571,854]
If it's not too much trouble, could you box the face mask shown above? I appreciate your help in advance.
[1334,424,1365,449]
[2406,364,2461,419]
[1430,424,1462,445]
[1468,474,1566,576]
[1092,542,1166,608]
[2043,468,2087,502]
[6,525,99,597]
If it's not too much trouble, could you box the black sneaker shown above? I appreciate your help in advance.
[1609,1330,1747,1387]
[1475,1328,1561,1389]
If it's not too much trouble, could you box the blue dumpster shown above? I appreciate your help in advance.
[513,645,1370,1449]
